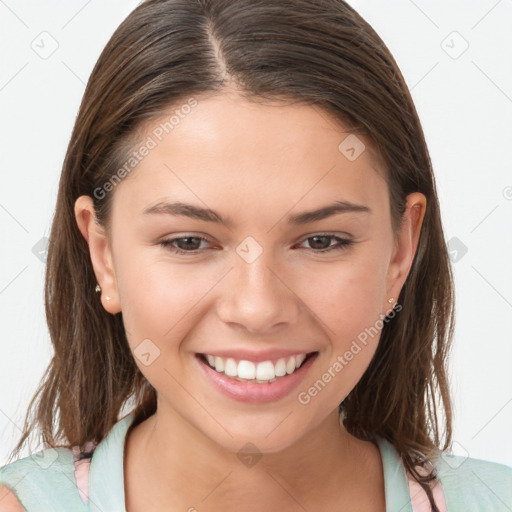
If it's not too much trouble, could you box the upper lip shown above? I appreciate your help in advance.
[197,349,317,363]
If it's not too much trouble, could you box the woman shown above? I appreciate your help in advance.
[1,1,511,511]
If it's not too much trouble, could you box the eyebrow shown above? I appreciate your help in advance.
[143,200,371,227]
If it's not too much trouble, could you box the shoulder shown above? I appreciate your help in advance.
[437,451,512,483]
[0,413,134,512]
[0,445,73,482]
[0,446,87,511]
[436,452,512,509]
[0,485,24,512]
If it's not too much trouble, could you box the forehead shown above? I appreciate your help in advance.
[112,92,388,222]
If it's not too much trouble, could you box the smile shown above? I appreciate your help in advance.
[195,349,319,403]
[200,353,312,383]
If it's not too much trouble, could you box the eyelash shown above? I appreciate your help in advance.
[159,234,355,255]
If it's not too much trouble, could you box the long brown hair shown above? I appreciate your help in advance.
[9,1,454,509]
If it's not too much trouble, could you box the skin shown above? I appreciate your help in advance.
[73,90,426,512]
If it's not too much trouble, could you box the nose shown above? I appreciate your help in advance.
[216,251,300,335]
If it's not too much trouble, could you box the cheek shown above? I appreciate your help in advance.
[112,244,212,349]
[114,254,219,393]
[298,253,388,338]
[293,250,389,394]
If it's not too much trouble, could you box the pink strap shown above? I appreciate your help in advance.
[407,471,447,512]
[71,441,97,505]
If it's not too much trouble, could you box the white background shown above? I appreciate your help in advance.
[0,0,511,468]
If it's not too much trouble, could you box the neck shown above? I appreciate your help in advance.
[124,401,384,511]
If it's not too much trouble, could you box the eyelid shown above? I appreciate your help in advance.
[297,231,354,242]
[158,232,353,245]
[296,233,355,251]
[159,232,356,256]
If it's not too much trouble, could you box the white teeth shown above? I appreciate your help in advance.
[256,361,275,381]
[214,356,224,373]
[237,360,255,380]
[224,358,238,377]
[275,358,286,377]
[295,354,306,368]
[203,353,310,383]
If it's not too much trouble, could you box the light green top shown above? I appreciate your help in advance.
[1,411,511,511]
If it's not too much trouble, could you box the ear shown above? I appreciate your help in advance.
[74,195,121,314]
[384,192,426,314]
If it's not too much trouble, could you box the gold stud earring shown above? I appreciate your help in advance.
[105,296,111,302]
[388,297,394,303]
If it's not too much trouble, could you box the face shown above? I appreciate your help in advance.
[76,91,425,453]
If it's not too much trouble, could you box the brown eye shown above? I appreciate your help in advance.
[299,234,354,253]
[160,236,210,254]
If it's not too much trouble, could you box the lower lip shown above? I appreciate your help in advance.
[195,353,318,404]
